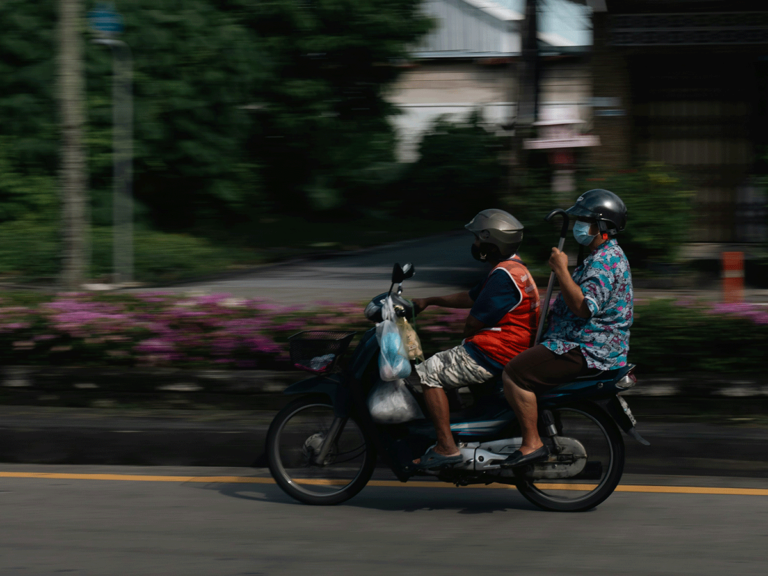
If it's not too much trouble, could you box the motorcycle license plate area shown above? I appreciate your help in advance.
[618,395,637,426]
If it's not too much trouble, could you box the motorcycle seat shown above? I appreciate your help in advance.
[571,368,622,381]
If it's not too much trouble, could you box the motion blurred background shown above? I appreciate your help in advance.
[2,0,766,288]
[1,1,768,473]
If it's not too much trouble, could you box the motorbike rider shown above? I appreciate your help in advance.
[500,189,633,468]
[408,209,540,470]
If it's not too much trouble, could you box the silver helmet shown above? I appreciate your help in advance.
[465,209,524,257]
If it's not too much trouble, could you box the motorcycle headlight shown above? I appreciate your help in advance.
[364,300,383,323]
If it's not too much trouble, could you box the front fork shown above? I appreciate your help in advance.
[313,416,348,465]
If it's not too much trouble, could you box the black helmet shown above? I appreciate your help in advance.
[465,209,524,257]
[565,189,627,236]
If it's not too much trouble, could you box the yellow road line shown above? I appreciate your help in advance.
[2,472,768,496]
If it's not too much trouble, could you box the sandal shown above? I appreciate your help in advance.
[414,445,463,470]
[499,446,549,469]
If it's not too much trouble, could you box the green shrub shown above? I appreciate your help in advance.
[397,111,507,220]
[89,227,261,283]
[507,163,695,273]
[0,219,60,279]
[0,220,261,284]
[589,163,695,267]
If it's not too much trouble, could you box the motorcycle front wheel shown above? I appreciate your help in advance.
[267,395,377,505]
[514,402,625,512]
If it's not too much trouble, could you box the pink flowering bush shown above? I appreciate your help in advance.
[0,294,766,374]
[0,293,370,369]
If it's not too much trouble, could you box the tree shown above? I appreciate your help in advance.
[401,111,507,220]
[1,0,433,236]
[59,0,88,289]
[239,0,433,213]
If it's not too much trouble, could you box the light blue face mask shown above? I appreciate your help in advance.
[573,221,597,246]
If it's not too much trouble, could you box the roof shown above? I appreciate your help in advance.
[412,0,593,58]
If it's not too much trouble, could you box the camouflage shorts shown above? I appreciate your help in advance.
[408,345,495,393]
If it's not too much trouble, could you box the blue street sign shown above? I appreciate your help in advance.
[88,3,124,35]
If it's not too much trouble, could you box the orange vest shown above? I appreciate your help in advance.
[465,258,540,365]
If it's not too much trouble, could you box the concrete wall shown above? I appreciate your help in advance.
[388,58,591,162]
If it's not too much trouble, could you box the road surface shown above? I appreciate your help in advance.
[1,464,767,575]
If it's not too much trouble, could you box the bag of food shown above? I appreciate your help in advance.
[396,315,425,364]
[375,296,412,381]
[367,378,425,424]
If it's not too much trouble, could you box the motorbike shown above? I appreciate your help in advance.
[267,261,649,512]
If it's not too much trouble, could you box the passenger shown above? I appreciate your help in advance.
[501,189,633,469]
[409,209,540,470]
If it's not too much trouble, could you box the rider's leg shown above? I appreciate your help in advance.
[409,345,494,464]
[502,370,543,455]
[422,387,460,456]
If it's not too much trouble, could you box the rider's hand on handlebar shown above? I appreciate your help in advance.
[412,298,429,316]
[548,248,569,277]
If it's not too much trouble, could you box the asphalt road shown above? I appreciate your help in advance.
[2,465,767,576]
[137,233,491,303]
[136,232,768,305]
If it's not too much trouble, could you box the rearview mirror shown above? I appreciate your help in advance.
[391,262,415,284]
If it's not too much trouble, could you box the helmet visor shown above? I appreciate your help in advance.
[565,203,596,219]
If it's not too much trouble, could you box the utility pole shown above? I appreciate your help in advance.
[59,0,88,290]
[518,0,540,129]
[509,0,540,196]
[89,3,133,286]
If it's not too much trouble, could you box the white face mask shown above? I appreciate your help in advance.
[573,221,597,246]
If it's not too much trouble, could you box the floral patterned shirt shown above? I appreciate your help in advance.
[542,239,633,370]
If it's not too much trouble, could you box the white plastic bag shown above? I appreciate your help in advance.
[376,296,412,381]
[367,379,425,424]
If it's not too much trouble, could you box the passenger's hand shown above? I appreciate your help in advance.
[412,298,429,316]
[548,248,569,276]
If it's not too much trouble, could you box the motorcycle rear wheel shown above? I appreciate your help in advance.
[514,402,625,512]
[267,395,377,506]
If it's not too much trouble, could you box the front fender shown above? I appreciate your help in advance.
[283,374,351,417]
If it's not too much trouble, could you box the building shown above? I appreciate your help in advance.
[589,0,768,244]
[388,0,593,162]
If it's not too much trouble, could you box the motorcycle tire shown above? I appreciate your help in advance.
[267,395,377,506]
[514,402,625,512]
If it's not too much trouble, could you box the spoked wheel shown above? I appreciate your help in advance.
[267,396,376,505]
[515,403,625,512]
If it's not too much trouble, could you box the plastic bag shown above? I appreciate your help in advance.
[376,296,412,381]
[367,378,425,424]
[309,354,335,372]
[396,316,425,363]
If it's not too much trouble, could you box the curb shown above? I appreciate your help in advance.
[1,366,303,396]
[3,365,768,398]
[1,407,766,476]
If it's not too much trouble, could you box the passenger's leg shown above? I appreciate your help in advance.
[502,369,543,455]
[503,346,587,457]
